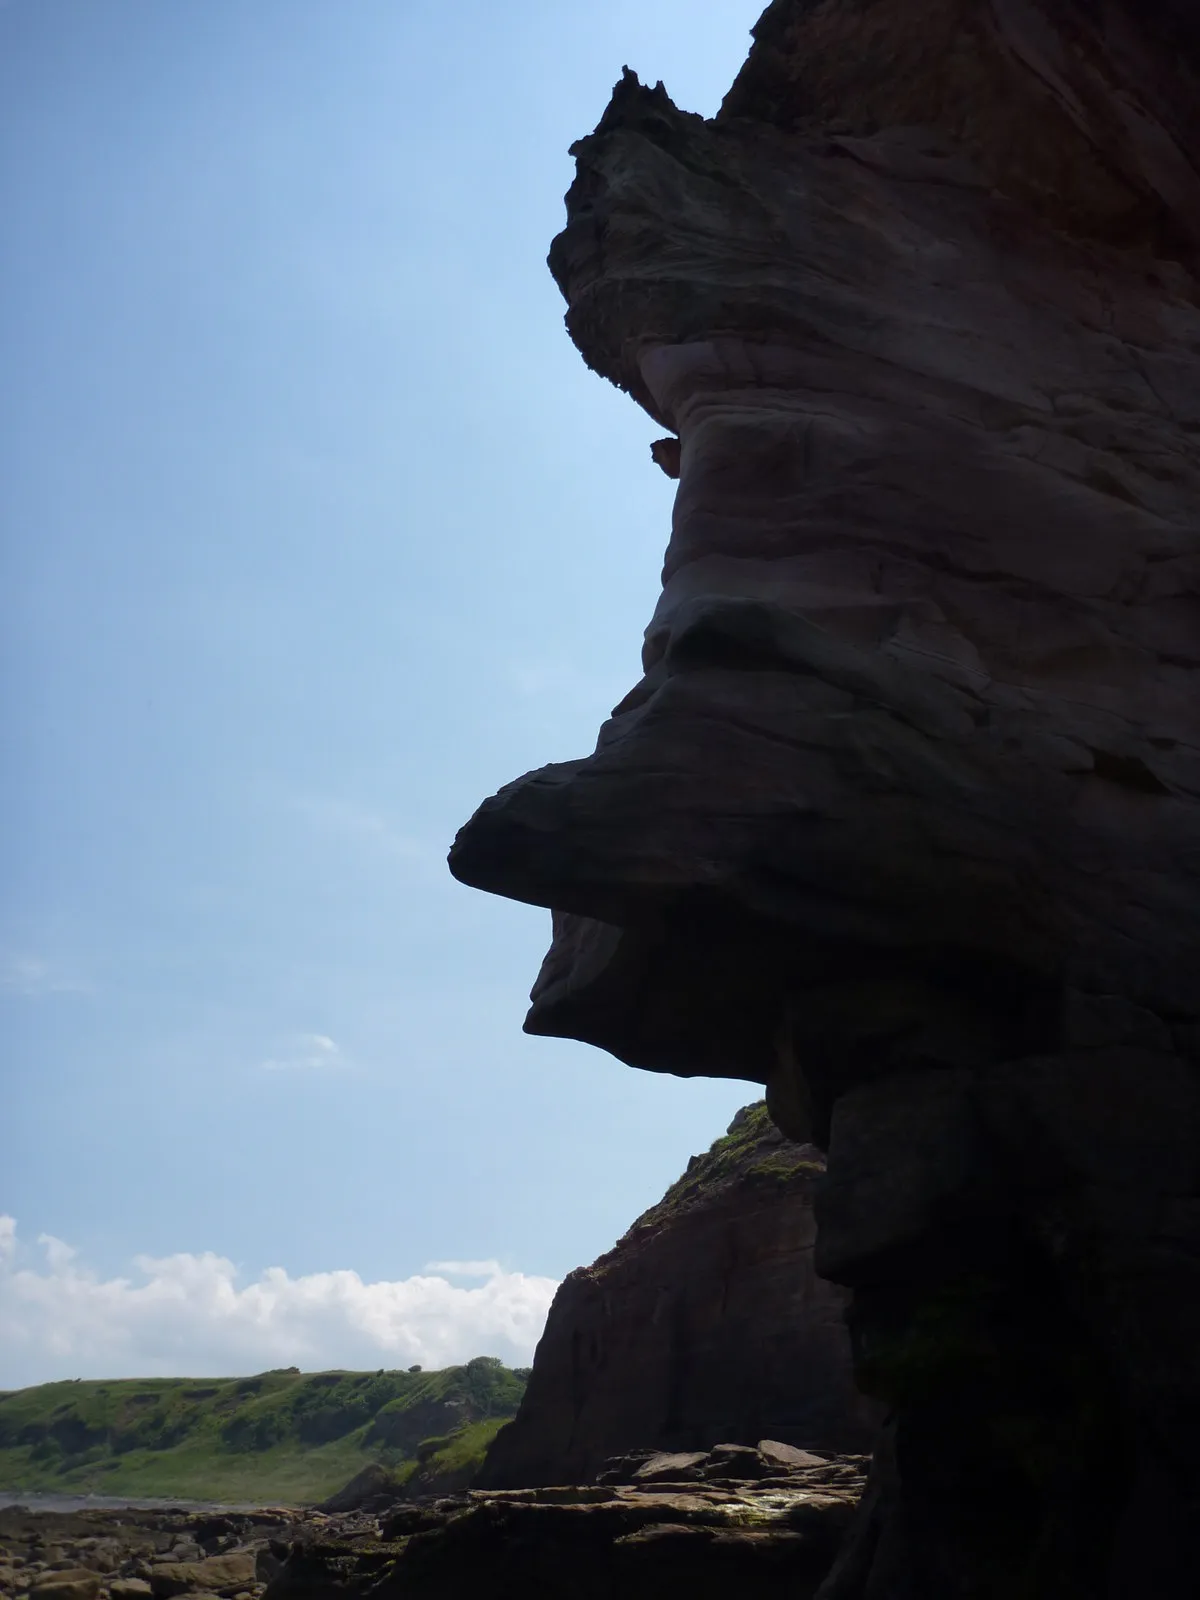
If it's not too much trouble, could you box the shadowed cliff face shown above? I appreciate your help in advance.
[478,1105,876,1489]
[450,2,1199,1594]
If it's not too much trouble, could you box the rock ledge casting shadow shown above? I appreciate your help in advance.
[451,3,1200,1594]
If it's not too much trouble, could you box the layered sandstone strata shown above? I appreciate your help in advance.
[478,1104,876,1489]
[451,3,1200,1595]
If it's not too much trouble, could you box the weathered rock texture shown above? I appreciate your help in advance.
[451,2,1200,1594]
[478,1104,876,1488]
[264,1450,867,1600]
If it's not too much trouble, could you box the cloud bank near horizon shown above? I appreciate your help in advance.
[0,1216,557,1388]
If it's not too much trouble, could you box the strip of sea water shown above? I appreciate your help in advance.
[0,1492,266,1513]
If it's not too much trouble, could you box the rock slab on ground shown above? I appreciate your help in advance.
[267,1448,869,1600]
[0,1462,870,1600]
[28,1576,101,1600]
[148,1553,257,1598]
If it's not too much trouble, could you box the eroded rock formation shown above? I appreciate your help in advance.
[478,1104,876,1488]
[267,1458,865,1600]
[451,2,1200,1595]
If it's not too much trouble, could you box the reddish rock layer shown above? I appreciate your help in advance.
[451,4,1200,1595]
[478,1105,875,1489]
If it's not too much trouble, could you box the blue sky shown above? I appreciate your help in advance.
[0,1,765,1384]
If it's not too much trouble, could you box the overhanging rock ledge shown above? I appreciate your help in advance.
[449,3,1200,1594]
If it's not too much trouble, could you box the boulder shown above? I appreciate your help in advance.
[252,1551,281,1587]
[148,1553,257,1598]
[759,1441,829,1472]
[702,1444,772,1480]
[28,1575,101,1600]
[79,1544,124,1576]
[631,1452,708,1483]
[700,1446,774,1478]
[594,1451,656,1486]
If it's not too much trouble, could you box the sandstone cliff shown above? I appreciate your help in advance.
[479,1103,875,1488]
[451,3,1200,1595]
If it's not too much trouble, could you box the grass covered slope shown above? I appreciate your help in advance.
[630,1101,824,1234]
[0,1358,528,1503]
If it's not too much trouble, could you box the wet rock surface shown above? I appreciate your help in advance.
[450,1,1200,1594]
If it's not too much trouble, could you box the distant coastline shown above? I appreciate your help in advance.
[0,1491,266,1513]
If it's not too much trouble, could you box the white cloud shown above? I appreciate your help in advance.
[0,1216,558,1390]
[259,1032,348,1073]
[36,1234,78,1272]
[423,1260,503,1279]
[0,955,93,998]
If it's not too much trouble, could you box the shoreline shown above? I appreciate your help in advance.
[0,1494,303,1514]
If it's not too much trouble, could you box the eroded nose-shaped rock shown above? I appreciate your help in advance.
[451,13,1200,1590]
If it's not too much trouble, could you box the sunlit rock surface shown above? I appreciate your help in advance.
[451,2,1200,1594]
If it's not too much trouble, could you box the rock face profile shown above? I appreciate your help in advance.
[451,2,1200,1594]
[478,1103,876,1489]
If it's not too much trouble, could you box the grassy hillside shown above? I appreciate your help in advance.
[634,1101,824,1230]
[0,1358,528,1504]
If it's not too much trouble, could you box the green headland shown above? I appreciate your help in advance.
[0,1358,528,1504]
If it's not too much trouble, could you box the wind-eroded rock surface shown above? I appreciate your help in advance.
[452,2,1200,1594]
[479,1104,876,1488]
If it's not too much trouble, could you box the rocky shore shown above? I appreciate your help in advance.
[0,1441,867,1600]
[0,1504,299,1600]
[0,1099,875,1600]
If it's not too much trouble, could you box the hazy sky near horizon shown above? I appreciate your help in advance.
[0,1,767,1386]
